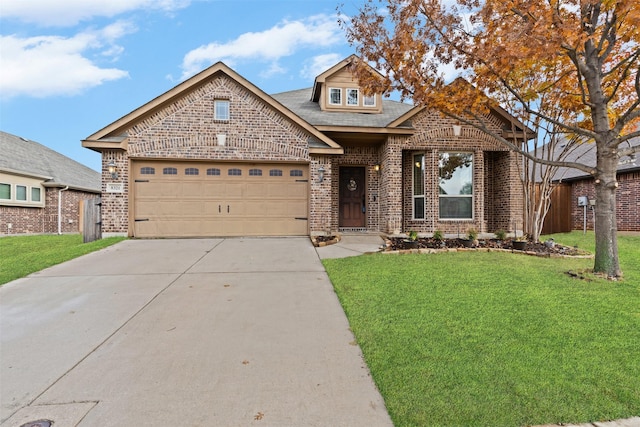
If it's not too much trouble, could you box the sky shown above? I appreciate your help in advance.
[0,0,380,172]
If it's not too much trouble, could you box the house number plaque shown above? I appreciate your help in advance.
[106,183,124,193]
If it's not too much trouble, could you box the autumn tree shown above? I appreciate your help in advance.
[341,0,640,278]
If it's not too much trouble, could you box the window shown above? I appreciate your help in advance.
[363,94,376,107]
[329,88,341,105]
[31,187,41,202]
[228,168,242,176]
[413,154,425,220]
[207,168,221,176]
[163,167,178,175]
[269,169,283,177]
[347,89,359,106]
[439,152,473,219]
[249,169,262,176]
[290,169,303,177]
[16,185,27,201]
[185,167,199,175]
[140,167,155,175]
[214,100,230,121]
[0,183,10,199]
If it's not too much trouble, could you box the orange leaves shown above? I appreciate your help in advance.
[341,0,639,138]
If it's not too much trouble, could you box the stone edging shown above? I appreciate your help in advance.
[310,235,341,247]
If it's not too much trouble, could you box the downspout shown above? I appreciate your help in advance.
[58,186,69,235]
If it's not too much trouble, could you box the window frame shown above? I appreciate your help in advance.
[346,88,359,106]
[214,99,230,121]
[363,94,376,107]
[0,183,11,200]
[31,187,41,202]
[438,152,474,220]
[412,154,426,220]
[16,185,27,201]
[328,88,342,105]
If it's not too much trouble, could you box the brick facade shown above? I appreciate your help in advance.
[0,188,98,235]
[95,66,525,238]
[101,74,318,235]
[570,170,640,232]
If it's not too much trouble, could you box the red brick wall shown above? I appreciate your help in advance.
[0,188,98,234]
[100,74,323,235]
[97,75,525,237]
[389,108,523,235]
[570,170,640,231]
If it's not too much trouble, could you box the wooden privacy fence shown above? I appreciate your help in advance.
[83,197,102,243]
[539,183,572,234]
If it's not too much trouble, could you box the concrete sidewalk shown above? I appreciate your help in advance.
[315,233,385,259]
[1,238,392,427]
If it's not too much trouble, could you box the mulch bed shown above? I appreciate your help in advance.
[386,237,591,257]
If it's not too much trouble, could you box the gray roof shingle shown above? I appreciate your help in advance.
[0,131,101,192]
[543,137,640,182]
[271,88,415,128]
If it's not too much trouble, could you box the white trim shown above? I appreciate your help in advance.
[214,99,230,121]
[328,87,342,105]
[346,88,359,106]
[412,153,425,220]
[363,94,376,107]
[438,152,474,220]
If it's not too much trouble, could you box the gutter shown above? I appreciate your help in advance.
[58,186,69,235]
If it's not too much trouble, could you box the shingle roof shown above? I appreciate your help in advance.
[271,88,416,128]
[546,137,639,182]
[0,131,101,192]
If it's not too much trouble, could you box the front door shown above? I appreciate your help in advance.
[339,166,366,228]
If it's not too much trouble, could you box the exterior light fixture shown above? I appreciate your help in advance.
[317,165,325,183]
[107,160,118,179]
[374,164,380,172]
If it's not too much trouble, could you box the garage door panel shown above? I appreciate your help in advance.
[133,161,308,238]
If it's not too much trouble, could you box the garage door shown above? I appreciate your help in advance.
[132,161,309,237]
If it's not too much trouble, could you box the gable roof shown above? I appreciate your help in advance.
[310,54,384,103]
[0,131,101,192]
[83,62,343,154]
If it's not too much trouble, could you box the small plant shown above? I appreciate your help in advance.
[514,233,528,242]
[408,230,419,241]
[433,229,444,241]
[494,229,507,240]
[466,227,478,241]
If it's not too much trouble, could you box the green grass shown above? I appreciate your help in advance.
[0,234,126,285]
[323,232,640,427]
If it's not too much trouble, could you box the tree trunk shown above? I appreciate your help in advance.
[593,150,621,278]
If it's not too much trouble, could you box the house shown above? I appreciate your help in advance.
[0,131,101,235]
[83,56,529,238]
[542,139,639,233]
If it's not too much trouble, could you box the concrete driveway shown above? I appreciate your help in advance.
[1,238,392,427]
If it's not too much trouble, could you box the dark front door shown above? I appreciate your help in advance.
[339,166,366,227]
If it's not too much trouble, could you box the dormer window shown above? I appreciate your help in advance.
[347,89,359,106]
[363,94,376,107]
[329,88,341,105]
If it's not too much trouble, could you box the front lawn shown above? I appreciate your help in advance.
[0,234,126,285]
[323,232,640,427]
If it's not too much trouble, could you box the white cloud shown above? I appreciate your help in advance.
[0,24,134,99]
[1,0,190,26]
[180,14,342,80]
[300,53,343,80]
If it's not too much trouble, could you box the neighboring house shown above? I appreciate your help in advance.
[83,56,530,238]
[542,138,639,233]
[0,131,101,235]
